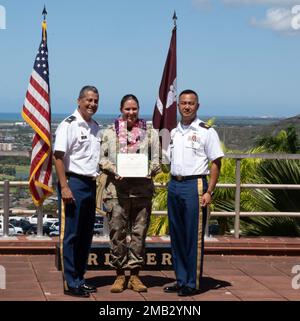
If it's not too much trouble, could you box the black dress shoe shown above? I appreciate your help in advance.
[64,287,90,298]
[163,283,181,293]
[178,286,200,297]
[81,283,97,293]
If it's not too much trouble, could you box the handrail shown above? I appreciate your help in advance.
[154,153,300,239]
[1,153,300,239]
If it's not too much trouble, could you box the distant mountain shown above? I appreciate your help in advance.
[273,114,300,129]
[216,114,300,151]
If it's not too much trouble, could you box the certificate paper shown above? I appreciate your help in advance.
[117,153,148,177]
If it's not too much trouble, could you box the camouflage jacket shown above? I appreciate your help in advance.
[99,123,160,199]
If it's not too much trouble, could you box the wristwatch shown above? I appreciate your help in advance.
[206,190,214,197]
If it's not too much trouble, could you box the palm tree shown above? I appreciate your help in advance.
[241,126,300,236]
[256,126,300,153]
[213,145,277,235]
[148,171,169,236]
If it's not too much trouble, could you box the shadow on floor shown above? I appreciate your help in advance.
[86,274,174,288]
[86,274,231,294]
[198,277,232,294]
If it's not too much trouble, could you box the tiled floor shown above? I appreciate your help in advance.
[0,254,299,301]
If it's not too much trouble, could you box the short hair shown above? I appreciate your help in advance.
[120,94,139,109]
[179,89,199,103]
[78,86,99,99]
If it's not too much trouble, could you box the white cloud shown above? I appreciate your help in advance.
[191,0,300,34]
[223,0,300,5]
[192,0,213,9]
[192,0,300,8]
[251,7,300,34]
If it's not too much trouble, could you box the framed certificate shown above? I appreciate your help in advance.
[117,153,148,177]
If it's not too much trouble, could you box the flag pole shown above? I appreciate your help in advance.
[37,5,48,239]
[22,6,53,238]
[42,5,47,20]
[152,11,177,165]
[173,10,177,27]
[42,5,47,41]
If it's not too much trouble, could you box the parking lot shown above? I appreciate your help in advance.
[0,215,104,237]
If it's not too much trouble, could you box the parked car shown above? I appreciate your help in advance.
[50,221,59,231]
[49,230,59,237]
[95,216,104,225]
[28,214,58,225]
[8,216,29,222]
[9,218,32,234]
[209,223,220,235]
[93,223,103,235]
[26,222,54,235]
[0,222,17,236]
[8,223,23,235]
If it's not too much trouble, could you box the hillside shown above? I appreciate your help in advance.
[215,115,300,151]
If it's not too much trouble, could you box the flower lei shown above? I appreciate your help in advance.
[114,117,147,153]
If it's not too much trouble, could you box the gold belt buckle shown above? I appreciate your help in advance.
[177,175,183,181]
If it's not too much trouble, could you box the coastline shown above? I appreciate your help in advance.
[0,112,285,127]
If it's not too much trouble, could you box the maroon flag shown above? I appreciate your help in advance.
[152,24,177,133]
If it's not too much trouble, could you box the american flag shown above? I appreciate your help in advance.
[22,21,53,206]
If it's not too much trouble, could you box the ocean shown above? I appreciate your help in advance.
[0,112,285,127]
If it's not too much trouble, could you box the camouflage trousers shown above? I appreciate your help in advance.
[104,197,152,270]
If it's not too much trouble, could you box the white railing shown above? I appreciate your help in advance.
[1,153,300,239]
[153,153,300,239]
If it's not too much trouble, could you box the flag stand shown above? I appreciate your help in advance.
[26,206,51,240]
[36,206,43,238]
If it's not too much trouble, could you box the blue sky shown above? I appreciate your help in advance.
[0,0,299,117]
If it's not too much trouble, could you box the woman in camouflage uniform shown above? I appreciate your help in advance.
[99,94,160,293]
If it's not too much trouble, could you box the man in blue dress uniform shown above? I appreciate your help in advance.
[164,89,224,296]
[53,86,101,297]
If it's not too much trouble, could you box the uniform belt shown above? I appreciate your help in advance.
[171,175,206,182]
[66,172,96,181]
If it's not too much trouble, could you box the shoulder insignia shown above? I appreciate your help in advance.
[65,115,76,123]
[199,122,211,130]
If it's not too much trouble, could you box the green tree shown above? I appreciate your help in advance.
[148,171,169,236]
[256,126,300,153]
[213,146,276,235]
[241,127,300,236]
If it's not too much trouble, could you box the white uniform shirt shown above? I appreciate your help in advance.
[54,109,101,177]
[168,118,224,176]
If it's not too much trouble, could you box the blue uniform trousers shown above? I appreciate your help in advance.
[167,177,208,290]
[58,175,96,290]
